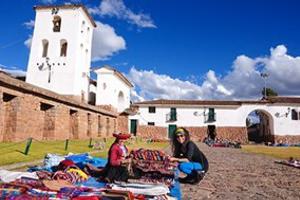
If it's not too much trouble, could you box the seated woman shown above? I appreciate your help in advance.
[103,132,132,183]
[170,127,209,184]
[85,132,132,182]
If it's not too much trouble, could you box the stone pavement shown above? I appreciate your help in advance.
[180,143,300,200]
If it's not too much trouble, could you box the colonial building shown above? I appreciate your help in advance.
[95,66,133,113]
[26,5,96,103]
[129,98,300,143]
[0,4,132,142]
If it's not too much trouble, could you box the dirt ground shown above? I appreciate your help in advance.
[180,143,300,200]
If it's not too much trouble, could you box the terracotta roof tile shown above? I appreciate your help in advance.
[134,97,300,106]
[134,99,242,106]
[267,96,300,104]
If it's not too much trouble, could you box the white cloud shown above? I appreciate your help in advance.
[263,45,300,94]
[128,67,221,100]
[131,90,145,102]
[24,20,35,29]
[128,45,300,101]
[23,20,34,49]
[24,35,32,49]
[23,19,35,49]
[89,0,156,28]
[0,64,26,77]
[91,21,126,61]
[40,0,82,5]
[40,0,57,3]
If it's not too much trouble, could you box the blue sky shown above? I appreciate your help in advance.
[1,0,300,101]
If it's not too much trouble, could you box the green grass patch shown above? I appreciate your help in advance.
[0,138,169,166]
[242,145,300,159]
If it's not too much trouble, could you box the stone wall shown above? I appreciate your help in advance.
[184,127,207,141]
[183,126,247,143]
[137,125,168,140]
[275,135,300,144]
[136,125,248,143]
[117,114,129,134]
[216,127,248,143]
[0,72,120,142]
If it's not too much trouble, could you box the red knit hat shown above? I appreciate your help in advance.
[113,132,131,140]
[58,159,76,171]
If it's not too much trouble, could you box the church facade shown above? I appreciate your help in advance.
[0,5,132,142]
[26,5,96,102]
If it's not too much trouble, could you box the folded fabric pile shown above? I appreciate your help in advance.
[275,158,300,169]
[0,152,181,199]
[203,137,241,148]
[127,148,180,199]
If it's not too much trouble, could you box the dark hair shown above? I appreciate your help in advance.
[171,127,190,156]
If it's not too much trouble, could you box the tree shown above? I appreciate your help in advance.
[262,87,278,97]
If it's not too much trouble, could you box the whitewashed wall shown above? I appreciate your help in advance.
[130,103,300,136]
[95,68,131,112]
[26,7,94,101]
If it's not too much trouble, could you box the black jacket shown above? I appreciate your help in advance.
[175,141,209,172]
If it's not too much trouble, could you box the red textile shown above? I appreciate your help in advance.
[109,143,128,166]
[212,143,226,147]
[72,196,99,200]
[113,133,131,140]
[58,159,76,171]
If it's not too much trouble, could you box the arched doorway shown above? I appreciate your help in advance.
[117,91,125,112]
[246,109,274,144]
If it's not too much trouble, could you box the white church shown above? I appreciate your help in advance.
[26,4,132,113]
[23,4,300,144]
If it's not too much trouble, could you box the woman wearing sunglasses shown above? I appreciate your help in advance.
[170,127,209,184]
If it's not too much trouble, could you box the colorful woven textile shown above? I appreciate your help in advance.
[57,187,91,199]
[27,188,57,198]
[109,182,170,196]
[36,171,52,180]
[8,193,49,200]
[0,187,24,199]
[130,149,177,175]
[12,177,46,190]
[52,171,76,184]
[133,160,177,175]
[128,173,174,187]
[67,168,88,182]
[130,149,168,161]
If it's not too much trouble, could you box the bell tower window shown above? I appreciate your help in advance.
[60,40,68,57]
[52,15,61,32]
[42,39,49,57]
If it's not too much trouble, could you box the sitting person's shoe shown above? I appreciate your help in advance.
[179,176,193,184]
[179,171,205,185]
[193,171,205,184]
[179,173,197,184]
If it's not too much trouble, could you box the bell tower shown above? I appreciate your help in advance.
[26,5,96,102]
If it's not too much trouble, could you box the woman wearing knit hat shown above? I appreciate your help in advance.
[170,127,209,184]
[102,132,132,183]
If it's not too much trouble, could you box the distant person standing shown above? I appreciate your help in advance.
[170,127,209,184]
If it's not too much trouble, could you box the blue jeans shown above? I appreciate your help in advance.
[178,162,203,174]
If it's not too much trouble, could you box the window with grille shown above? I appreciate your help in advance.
[149,106,156,113]
[170,107,177,121]
[207,108,216,122]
